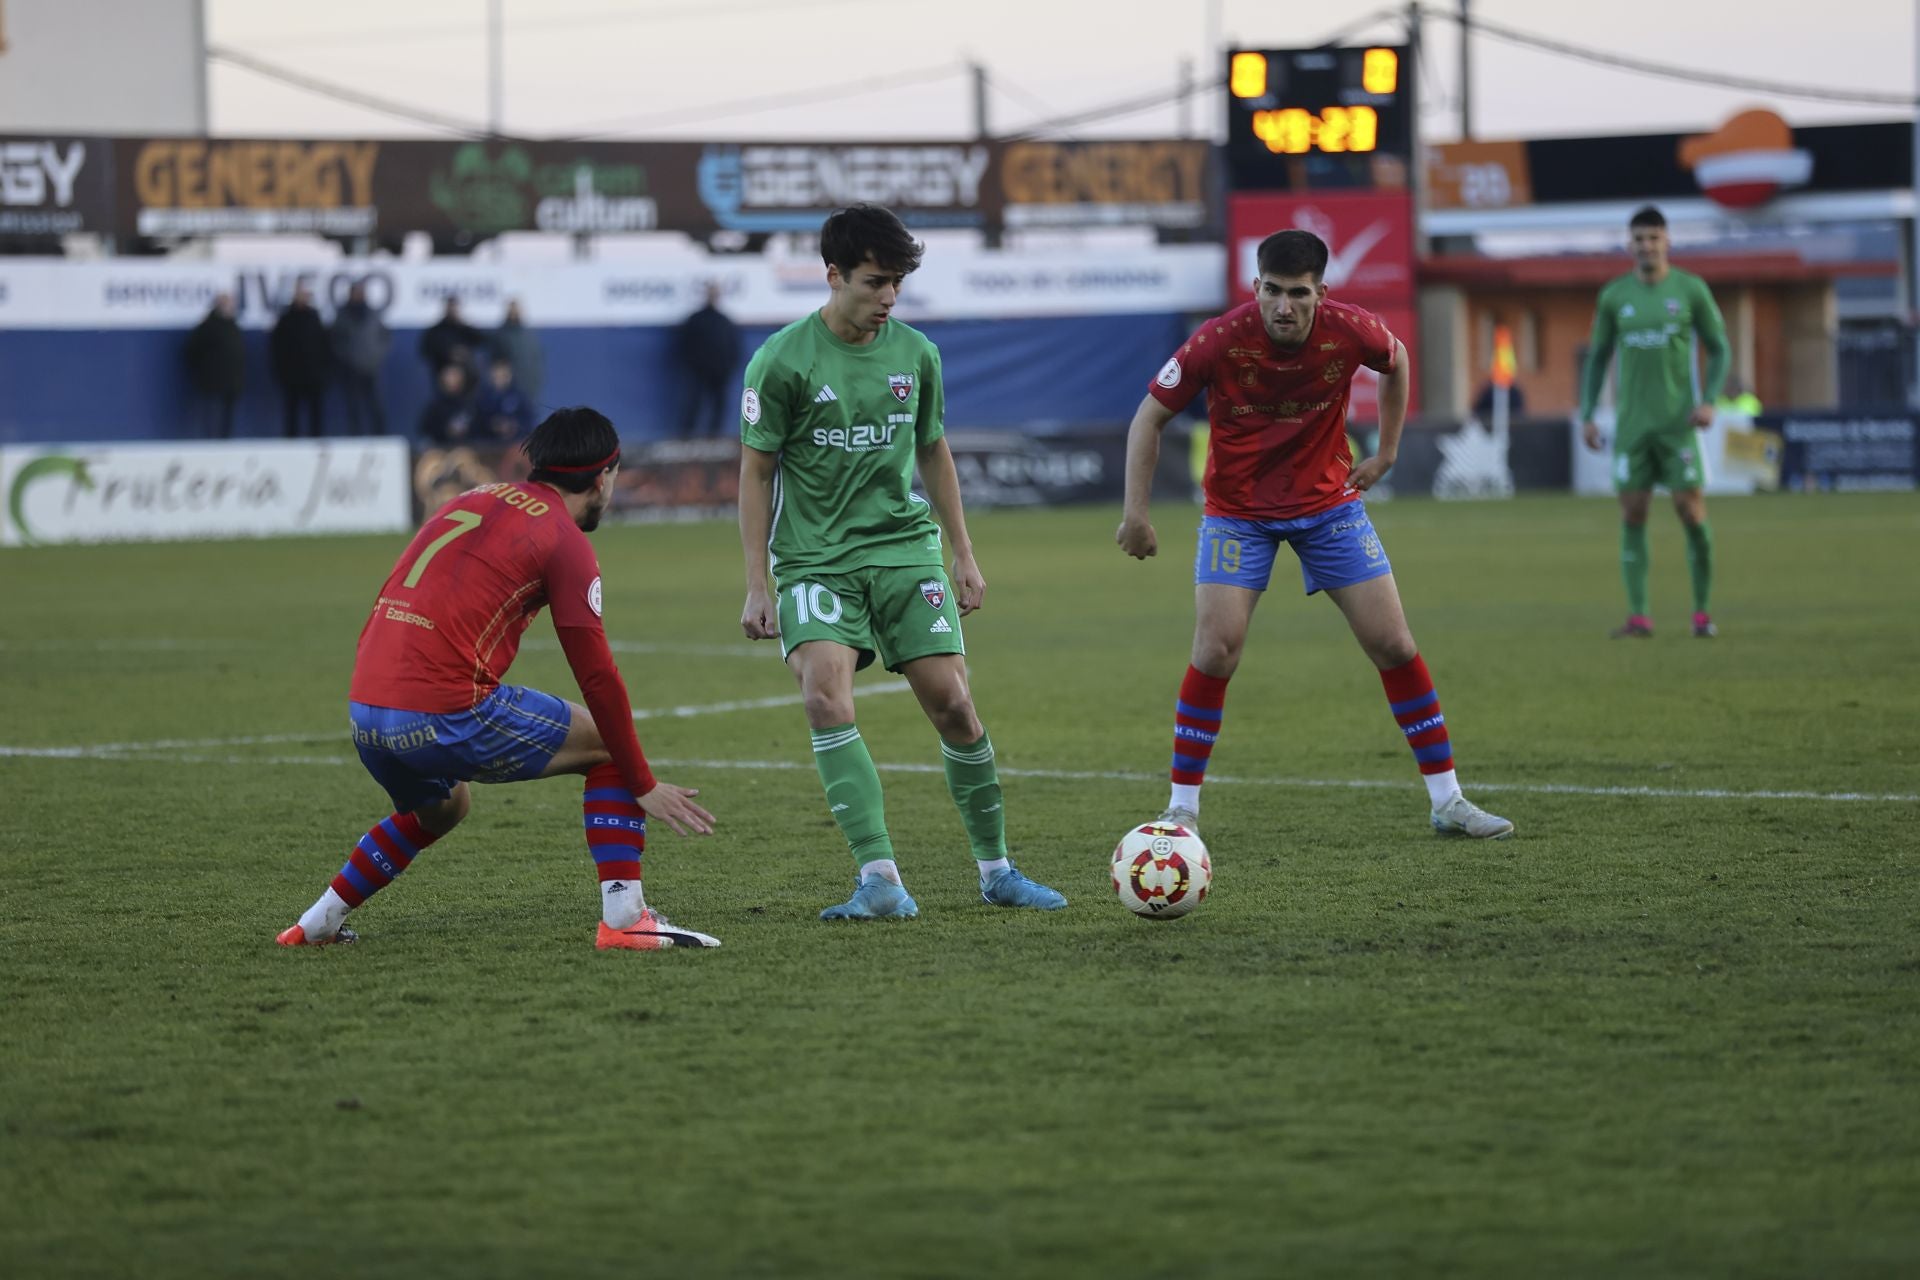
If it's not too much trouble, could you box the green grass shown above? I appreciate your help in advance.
[2,492,1917,1279]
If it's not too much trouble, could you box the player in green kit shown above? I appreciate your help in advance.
[1579,205,1730,638]
[737,203,1067,920]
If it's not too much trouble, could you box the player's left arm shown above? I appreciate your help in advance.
[546,537,713,835]
[911,346,984,614]
[1349,337,1409,493]
[916,436,983,615]
[1692,278,1732,427]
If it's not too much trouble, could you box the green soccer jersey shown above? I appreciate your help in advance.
[741,311,947,580]
[1578,267,1730,440]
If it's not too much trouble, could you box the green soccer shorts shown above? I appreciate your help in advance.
[1613,429,1705,493]
[774,564,966,672]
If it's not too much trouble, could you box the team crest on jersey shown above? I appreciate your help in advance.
[1323,358,1347,384]
[1666,298,1682,315]
[889,373,914,403]
[919,579,945,609]
[1237,364,1260,388]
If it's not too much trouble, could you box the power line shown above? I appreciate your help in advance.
[999,77,1221,142]
[207,45,494,136]
[1425,6,1916,109]
[557,63,971,138]
[981,70,1079,141]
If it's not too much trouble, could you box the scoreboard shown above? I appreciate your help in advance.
[1224,46,1415,191]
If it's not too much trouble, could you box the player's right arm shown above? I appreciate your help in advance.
[738,444,781,639]
[1579,284,1620,450]
[1119,340,1209,560]
[737,346,791,640]
[1117,394,1178,559]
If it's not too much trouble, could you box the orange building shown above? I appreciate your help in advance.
[1415,252,1895,418]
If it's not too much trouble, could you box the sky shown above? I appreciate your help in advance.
[205,0,1918,144]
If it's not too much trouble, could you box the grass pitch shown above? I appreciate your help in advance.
[2,493,1917,1278]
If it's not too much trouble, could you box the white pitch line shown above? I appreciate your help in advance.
[521,637,768,659]
[0,682,913,760]
[5,699,1915,806]
[634,680,910,720]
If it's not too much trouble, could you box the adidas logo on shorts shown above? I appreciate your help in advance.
[929,616,953,634]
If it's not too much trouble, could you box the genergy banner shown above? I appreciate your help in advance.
[0,246,1226,330]
[0,439,412,547]
[100,136,1216,239]
[0,136,114,237]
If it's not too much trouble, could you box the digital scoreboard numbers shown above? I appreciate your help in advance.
[1225,46,1414,191]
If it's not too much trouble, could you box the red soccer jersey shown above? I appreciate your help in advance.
[350,481,657,796]
[1147,298,1398,520]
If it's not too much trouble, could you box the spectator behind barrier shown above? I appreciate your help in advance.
[184,291,245,439]
[418,362,477,444]
[332,281,392,437]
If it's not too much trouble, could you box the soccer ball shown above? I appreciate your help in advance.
[1111,821,1211,920]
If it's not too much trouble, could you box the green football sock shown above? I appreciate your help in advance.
[1683,520,1714,614]
[1620,522,1650,616]
[810,724,893,865]
[940,731,1006,860]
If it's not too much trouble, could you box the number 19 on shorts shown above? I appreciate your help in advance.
[1207,534,1243,575]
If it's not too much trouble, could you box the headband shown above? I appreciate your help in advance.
[531,447,621,474]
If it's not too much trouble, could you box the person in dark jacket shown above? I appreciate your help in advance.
[418,362,477,445]
[676,282,742,439]
[331,281,391,436]
[476,357,536,442]
[184,292,246,439]
[489,299,546,405]
[419,297,484,391]
[271,285,331,438]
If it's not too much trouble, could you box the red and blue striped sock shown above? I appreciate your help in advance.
[584,764,647,925]
[1380,655,1459,797]
[328,811,438,908]
[1171,666,1230,790]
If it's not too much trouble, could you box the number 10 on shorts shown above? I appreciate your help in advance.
[790,583,844,624]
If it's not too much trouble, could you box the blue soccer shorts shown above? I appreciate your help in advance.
[1193,502,1394,595]
[349,684,573,814]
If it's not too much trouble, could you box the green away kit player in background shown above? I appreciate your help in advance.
[1580,204,1731,638]
[737,203,1067,920]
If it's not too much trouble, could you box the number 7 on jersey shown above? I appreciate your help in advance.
[402,510,483,588]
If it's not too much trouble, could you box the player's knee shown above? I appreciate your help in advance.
[802,688,855,726]
[1192,636,1242,677]
[929,695,981,741]
[418,783,471,835]
[1370,634,1419,669]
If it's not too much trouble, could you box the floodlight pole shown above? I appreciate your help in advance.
[487,0,504,137]
[1459,0,1472,140]
[1911,0,1920,404]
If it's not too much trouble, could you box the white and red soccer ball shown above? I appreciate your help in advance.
[1111,821,1212,920]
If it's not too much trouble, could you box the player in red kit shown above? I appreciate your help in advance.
[276,407,723,951]
[1116,229,1512,840]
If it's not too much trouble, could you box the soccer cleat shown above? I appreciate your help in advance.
[980,866,1068,911]
[1692,612,1718,638]
[1609,615,1654,639]
[819,875,919,922]
[275,922,358,947]
[595,909,721,951]
[1153,805,1202,838]
[1430,793,1515,840]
